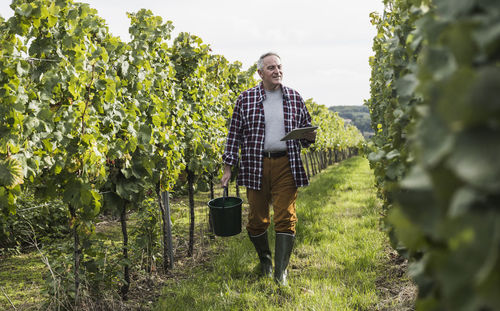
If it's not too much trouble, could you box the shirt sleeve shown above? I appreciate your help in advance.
[298,96,314,148]
[222,96,243,166]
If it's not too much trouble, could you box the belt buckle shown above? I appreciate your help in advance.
[263,151,271,158]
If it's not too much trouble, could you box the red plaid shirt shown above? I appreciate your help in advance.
[222,83,313,190]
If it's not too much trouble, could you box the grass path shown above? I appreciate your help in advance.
[154,156,415,310]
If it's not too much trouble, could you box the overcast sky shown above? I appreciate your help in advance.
[0,0,384,107]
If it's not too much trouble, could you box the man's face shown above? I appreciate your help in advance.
[258,55,283,91]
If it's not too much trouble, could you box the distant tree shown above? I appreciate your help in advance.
[343,113,354,120]
[329,106,373,135]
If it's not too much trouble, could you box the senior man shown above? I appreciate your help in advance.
[221,52,316,286]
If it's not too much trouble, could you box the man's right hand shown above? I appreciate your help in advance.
[221,164,232,187]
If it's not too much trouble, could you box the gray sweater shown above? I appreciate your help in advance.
[263,89,287,152]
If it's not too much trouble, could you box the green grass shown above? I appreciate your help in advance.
[154,156,404,311]
[0,252,45,310]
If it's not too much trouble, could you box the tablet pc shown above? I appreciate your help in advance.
[280,126,318,141]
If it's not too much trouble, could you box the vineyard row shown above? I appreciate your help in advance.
[0,0,364,307]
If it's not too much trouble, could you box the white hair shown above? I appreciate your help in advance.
[257,52,281,70]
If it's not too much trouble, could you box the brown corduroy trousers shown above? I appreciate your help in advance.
[246,156,298,235]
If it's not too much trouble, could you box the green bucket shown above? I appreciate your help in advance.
[208,187,242,237]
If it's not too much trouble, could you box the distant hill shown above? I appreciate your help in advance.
[329,105,374,137]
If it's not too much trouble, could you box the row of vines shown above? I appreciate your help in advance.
[303,99,363,177]
[0,0,364,308]
[367,0,499,310]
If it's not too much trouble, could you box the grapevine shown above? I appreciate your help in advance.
[368,0,500,309]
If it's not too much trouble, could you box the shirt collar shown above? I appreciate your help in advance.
[258,82,290,102]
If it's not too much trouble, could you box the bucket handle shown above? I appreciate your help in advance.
[222,186,228,208]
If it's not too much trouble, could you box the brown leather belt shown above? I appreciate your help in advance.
[262,151,287,158]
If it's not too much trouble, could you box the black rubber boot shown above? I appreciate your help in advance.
[274,232,295,286]
[249,231,273,277]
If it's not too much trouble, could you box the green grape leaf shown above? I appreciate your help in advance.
[417,114,454,167]
[447,129,500,192]
[395,74,418,97]
[435,0,475,18]
[0,158,24,188]
[422,47,457,80]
